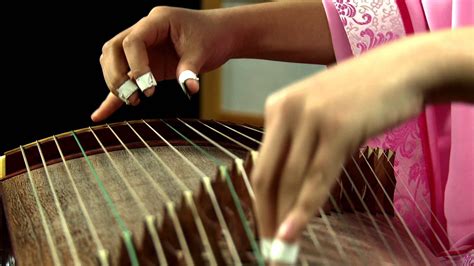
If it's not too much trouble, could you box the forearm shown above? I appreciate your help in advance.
[415,27,474,104]
[209,1,335,64]
[345,27,474,109]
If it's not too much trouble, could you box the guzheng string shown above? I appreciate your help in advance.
[317,207,349,263]
[52,135,110,266]
[71,131,140,266]
[201,119,398,264]
[104,124,196,265]
[142,120,243,265]
[174,119,406,264]
[214,121,262,145]
[5,119,452,264]
[356,154,431,265]
[126,121,217,265]
[215,119,441,264]
[36,141,82,266]
[352,154,423,264]
[88,127,169,265]
[379,151,457,265]
[19,145,62,265]
[238,124,265,135]
[205,120,382,263]
[195,120,254,200]
[200,120,370,263]
[205,120,398,263]
[360,149,456,265]
[161,119,264,265]
[339,164,400,264]
[302,219,329,265]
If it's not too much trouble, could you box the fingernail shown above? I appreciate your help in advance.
[143,87,155,97]
[130,98,140,106]
[276,220,292,240]
[91,110,99,121]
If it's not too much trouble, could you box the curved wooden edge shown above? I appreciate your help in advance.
[0,155,5,180]
[3,120,156,156]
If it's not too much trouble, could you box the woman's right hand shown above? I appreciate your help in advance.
[92,6,235,122]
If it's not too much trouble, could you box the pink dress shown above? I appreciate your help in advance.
[323,0,473,264]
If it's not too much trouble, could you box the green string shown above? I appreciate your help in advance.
[72,131,139,266]
[163,121,264,265]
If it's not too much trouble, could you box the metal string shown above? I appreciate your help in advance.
[52,136,109,266]
[359,152,431,265]
[202,120,369,263]
[200,120,399,264]
[142,120,242,265]
[214,121,262,144]
[88,127,169,266]
[163,119,263,265]
[102,125,193,265]
[349,155,421,265]
[35,141,82,266]
[19,145,62,265]
[71,131,139,266]
[126,121,218,265]
[378,151,456,265]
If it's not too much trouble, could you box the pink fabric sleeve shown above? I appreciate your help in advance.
[321,0,353,62]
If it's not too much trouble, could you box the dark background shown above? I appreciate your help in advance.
[1,0,201,153]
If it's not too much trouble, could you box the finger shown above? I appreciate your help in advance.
[122,17,159,97]
[176,55,203,96]
[276,140,343,243]
[91,92,124,122]
[276,120,318,224]
[178,70,200,99]
[101,27,140,106]
[251,117,291,240]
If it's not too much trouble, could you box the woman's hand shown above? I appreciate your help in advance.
[252,28,474,263]
[250,27,474,262]
[92,7,235,122]
[92,1,335,122]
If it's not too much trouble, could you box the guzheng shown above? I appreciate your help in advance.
[0,119,441,265]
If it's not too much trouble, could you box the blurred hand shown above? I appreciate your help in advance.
[92,7,235,122]
[251,34,430,260]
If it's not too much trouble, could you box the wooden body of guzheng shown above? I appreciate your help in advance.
[0,119,440,265]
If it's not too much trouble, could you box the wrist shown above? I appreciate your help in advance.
[410,29,474,104]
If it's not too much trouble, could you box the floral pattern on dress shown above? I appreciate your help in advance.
[332,0,405,55]
[332,0,433,249]
[367,118,431,247]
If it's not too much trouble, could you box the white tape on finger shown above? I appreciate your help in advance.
[136,72,157,92]
[178,70,199,99]
[270,239,300,264]
[117,79,138,105]
[260,238,273,260]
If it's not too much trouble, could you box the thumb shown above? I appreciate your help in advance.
[176,55,203,96]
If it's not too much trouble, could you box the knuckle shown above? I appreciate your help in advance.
[101,41,114,54]
[148,6,172,17]
[122,35,136,49]
[280,173,300,192]
[264,93,279,114]
[296,199,314,214]
[109,76,126,90]
[251,171,271,194]
[264,92,294,122]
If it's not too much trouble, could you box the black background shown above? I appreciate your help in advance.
[1,0,201,153]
